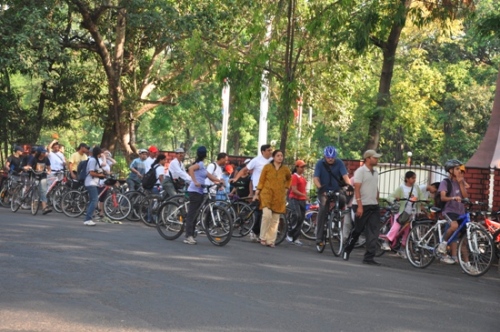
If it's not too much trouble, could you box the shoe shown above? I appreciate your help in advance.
[83,220,96,226]
[286,235,294,244]
[437,241,448,254]
[22,203,30,209]
[42,207,52,215]
[267,243,275,248]
[362,260,381,266]
[440,255,455,265]
[397,249,407,259]
[183,236,197,245]
[316,242,324,252]
[464,262,479,274]
[342,250,350,261]
[380,241,391,251]
[249,231,259,243]
[293,240,303,246]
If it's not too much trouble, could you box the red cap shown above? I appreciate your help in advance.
[148,146,158,153]
[225,165,234,174]
[295,160,306,167]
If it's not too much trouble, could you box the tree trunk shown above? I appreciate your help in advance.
[365,0,411,150]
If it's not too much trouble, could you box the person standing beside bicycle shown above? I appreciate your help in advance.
[381,171,424,258]
[126,149,148,191]
[342,149,382,265]
[253,150,291,247]
[83,146,106,226]
[27,147,52,215]
[286,160,308,246]
[313,146,351,251]
[164,148,191,197]
[436,159,469,264]
[184,146,222,245]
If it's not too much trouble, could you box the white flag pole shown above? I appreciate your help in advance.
[220,78,230,153]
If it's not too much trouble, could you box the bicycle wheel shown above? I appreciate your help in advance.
[275,213,288,246]
[139,195,161,227]
[10,187,21,212]
[405,223,436,269]
[231,201,256,238]
[104,192,131,220]
[202,204,233,246]
[0,180,11,208]
[301,210,317,240]
[125,191,145,221]
[458,227,494,277]
[328,210,343,256]
[157,201,186,240]
[31,187,40,215]
[375,222,391,257]
[52,186,68,213]
[61,190,87,218]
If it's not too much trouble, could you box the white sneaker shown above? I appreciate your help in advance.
[249,231,259,243]
[437,241,448,254]
[293,240,303,246]
[440,255,455,265]
[397,249,407,259]
[183,236,197,245]
[464,262,479,274]
[380,241,391,251]
[83,220,96,226]
[286,235,294,244]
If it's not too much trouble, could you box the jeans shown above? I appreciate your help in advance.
[38,178,48,203]
[185,192,204,237]
[126,178,141,191]
[288,199,306,241]
[344,205,380,261]
[85,185,98,221]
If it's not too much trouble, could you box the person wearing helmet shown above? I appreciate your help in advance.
[313,146,351,251]
[436,159,470,266]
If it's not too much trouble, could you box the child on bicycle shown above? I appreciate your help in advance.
[436,160,468,265]
[381,171,424,258]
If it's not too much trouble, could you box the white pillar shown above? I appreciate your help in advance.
[258,19,273,155]
[220,78,230,153]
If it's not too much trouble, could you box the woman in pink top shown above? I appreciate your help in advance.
[286,160,308,246]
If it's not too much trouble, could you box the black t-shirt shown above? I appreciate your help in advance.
[233,175,251,198]
[7,155,22,174]
[29,156,51,178]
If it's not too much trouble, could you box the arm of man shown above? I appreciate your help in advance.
[354,182,363,217]
[230,166,248,183]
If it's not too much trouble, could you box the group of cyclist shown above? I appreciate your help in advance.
[1,140,487,272]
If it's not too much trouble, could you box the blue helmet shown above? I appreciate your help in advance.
[323,146,337,158]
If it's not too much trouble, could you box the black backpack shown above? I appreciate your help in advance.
[142,164,159,189]
[434,178,452,209]
[77,157,96,183]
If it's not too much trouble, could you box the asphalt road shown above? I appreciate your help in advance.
[0,207,499,332]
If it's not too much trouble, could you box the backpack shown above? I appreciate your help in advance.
[77,157,95,183]
[142,164,159,189]
[434,178,452,209]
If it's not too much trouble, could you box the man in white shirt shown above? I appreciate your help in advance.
[230,144,273,241]
[164,148,191,197]
[144,145,159,172]
[205,152,228,196]
[46,140,66,188]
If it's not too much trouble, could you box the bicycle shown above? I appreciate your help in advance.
[300,202,318,240]
[316,191,344,256]
[405,199,494,276]
[471,207,500,259]
[10,170,45,215]
[46,170,68,213]
[156,184,233,246]
[0,172,23,208]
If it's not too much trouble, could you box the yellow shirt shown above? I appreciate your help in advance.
[68,152,88,172]
[256,163,292,214]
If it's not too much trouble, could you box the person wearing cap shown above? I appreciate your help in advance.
[126,149,148,191]
[4,146,24,175]
[83,146,106,226]
[216,163,233,201]
[342,149,382,265]
[144,146,159,172]
[27,146,52,214]
[68,143,89,180]
[286,160,308,246]
[183,146,221,245]
[47,139,66,172]
[231,144,273,242]
[313,146,351,250]
[163,148,191,197]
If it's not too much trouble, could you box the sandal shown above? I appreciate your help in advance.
[42,207,52,215]
[260,240,267,246]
